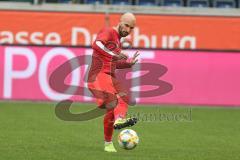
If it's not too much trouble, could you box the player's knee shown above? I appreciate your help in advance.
[105,99,118,109]
[117,92,127,97]
[117,92,131,105]
[118,92,136,106]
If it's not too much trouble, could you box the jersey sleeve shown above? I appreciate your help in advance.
[95,28,111,44]
[92,28,118,58]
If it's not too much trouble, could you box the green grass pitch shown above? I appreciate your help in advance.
[0,101,239,160]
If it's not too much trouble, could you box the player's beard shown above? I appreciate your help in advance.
[118,25,129,37]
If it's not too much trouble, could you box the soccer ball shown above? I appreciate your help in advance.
[118,129,139,150]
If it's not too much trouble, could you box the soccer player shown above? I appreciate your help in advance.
[87,12,139,152]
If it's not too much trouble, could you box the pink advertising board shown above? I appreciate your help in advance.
[0,46,240,106]
[139,50,240,106]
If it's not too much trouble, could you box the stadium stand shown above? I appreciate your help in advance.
[213,0,236,8]
[135,0,158,6]
[187,0,210,7]
[84,0,105,4]
[0,0,239,8]
[110,0,131,5]
[162,0,184,6]
[0,0,33,2]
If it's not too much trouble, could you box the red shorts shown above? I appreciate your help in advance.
[88,72,127,107]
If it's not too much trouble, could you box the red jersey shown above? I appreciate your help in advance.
[89,27,131,77]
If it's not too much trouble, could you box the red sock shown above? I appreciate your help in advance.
[103,109,114,142]
[114,97,128,120]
